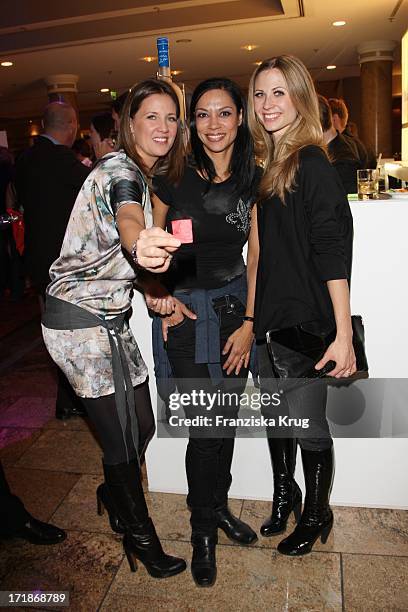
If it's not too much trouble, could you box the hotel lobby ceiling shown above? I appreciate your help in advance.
[0,0,406,117]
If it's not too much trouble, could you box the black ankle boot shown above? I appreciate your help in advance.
[124,517,186,578]
[191,532,217,587]
[96,483,124,534]
[215,506,257,545]
[104,459,186,578]
[277,446,334,556]
[261,438,302,537]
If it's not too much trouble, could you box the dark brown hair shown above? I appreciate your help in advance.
[118,79,185,183]
[91,112,115,140]
[318,95,333,132]
[328,98,349,127]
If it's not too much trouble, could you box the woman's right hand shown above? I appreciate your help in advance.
[136,227,181,273]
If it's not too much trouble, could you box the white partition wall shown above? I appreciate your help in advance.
[130,201,408,509]
[402,29,407,161]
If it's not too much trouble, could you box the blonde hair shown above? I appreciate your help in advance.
[248,55,325,203]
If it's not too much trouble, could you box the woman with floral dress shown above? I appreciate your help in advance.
[41,79,187,579]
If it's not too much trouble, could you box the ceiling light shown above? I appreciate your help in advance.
[332,20,346,27]
[1,61,13,67]
[241,44,259,52]
[141,56,157,63]
[171,70,182,76]
[253,61,262,66]
[326,65,337,70]
[100,88,110,93]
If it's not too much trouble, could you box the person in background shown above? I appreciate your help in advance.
[89,112,116,161]
[328,97,376,168]
[248,55,355,556]
[0,459,66,545]
[0,146,15,299]
[41,79,187,580]
[345,121,359,139]
[318,95,362,194]
[72,138,93,168]
[15,101,90,420]
[112,92,129,132]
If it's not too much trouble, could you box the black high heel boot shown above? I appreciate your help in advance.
[96,483,124,534]
[104,459,186,578]
[191,532,217,587]
[260,438,302,537]
[97,449,149,535]
[277,446,334,556]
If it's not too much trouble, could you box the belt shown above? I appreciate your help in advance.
[42,294,139,463]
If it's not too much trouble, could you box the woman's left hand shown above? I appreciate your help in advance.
[222,322,254,375]
[144,287,176,316]
[315,335,357,378]
[161,300,197,341]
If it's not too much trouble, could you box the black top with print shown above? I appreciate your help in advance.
[153,166,256,290]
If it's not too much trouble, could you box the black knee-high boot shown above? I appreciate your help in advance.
[103,459,186,578]
[277,446,334,556]
[96,432,151,534]
[97,462,125,534]
[260,437,302,537]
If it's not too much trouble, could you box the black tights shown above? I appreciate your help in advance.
[81,380,155,465]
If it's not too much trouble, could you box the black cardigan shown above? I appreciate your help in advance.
[254,145,353,339]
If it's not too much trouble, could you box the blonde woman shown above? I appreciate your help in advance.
[247,56,355,555]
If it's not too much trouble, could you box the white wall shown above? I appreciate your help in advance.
[130,200,408,509]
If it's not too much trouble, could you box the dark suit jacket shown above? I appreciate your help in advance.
[15,135,90,288]
[328,133,362,195]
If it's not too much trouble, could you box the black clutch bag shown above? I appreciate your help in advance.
[266,315,368,381]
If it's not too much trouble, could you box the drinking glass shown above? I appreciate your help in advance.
[357,169,378,200]
[377,166,389,192]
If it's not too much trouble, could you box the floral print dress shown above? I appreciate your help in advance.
[42,150,151,398]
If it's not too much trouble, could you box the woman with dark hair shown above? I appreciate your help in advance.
[41,79,187,578]
[89,112,116,160]
[247,56,354,555]
[112,92,129,132]
[138,77,259,586]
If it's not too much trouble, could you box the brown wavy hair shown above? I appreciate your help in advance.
[118,79,185,184]
[248,55,325,203]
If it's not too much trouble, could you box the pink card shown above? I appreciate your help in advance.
[171,219,193,244]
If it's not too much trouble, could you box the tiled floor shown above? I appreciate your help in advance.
[1,295,407,611]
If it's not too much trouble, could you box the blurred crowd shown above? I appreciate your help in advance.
[0,92,128,302]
